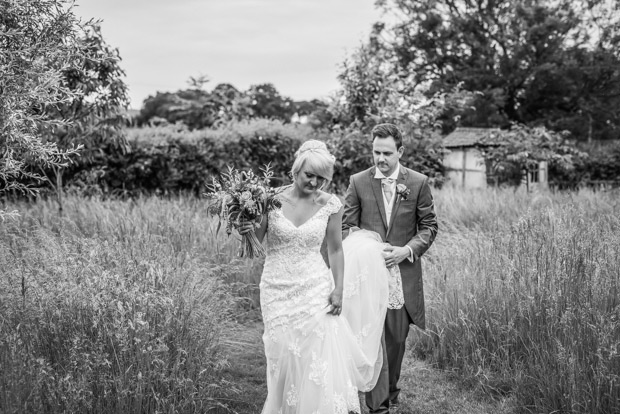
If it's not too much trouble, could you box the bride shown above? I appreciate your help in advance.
[240,140,401,414]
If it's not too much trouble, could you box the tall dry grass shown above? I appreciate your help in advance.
[418,186,620,413]
[2,187,618,413]
[0,196,252,413]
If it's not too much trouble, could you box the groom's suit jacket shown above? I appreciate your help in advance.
[343,165,437,329]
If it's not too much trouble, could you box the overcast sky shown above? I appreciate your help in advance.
[74,0,382,109]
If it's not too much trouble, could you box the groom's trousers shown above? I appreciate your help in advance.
[366,307,413,413]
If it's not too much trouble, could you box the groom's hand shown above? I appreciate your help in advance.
[382,245,410,267]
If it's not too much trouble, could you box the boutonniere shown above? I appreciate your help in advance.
[396,184,410,200]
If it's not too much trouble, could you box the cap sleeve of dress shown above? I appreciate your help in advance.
[326,194,343,216]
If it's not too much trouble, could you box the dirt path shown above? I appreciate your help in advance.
[216,321,514,414]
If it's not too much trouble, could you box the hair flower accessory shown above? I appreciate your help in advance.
[396,184,410,200]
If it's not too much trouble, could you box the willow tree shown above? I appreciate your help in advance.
[41,22,129,212]
[0,0,129,216]
[1,0,83,219]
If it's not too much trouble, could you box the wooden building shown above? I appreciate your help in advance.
[442,127,498,188]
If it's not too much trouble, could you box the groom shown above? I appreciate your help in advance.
[342,123,438,413]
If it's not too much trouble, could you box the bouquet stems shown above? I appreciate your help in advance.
[240,231,266,258]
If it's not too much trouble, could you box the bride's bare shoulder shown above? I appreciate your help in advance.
[315,190,336,206]
[273,185,292,204]
[273,185,292,194]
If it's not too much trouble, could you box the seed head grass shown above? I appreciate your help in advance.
[417,186,620,414]
[1,187,619,413]
[0,196,249,413]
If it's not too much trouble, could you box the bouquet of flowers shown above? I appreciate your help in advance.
[206,164,282,258]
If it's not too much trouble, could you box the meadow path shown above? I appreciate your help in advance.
[217,321,514,414]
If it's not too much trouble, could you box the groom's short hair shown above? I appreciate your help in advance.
[371,123,403,149]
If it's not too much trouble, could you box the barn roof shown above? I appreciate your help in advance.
[442,127,501,148]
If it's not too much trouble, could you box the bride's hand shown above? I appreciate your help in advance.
[237,220,255,235]
[327,288,343,316]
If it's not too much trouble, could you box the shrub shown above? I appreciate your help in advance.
[549,141,620,189]
[66,120,316,196]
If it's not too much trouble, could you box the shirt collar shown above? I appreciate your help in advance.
[374,164,400,180]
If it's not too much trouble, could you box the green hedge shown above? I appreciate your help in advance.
[10,119,617,198]
[57,120,446,197]
[67,120,312,196]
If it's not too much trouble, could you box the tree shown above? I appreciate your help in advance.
[362,0,620,141]
[41,22,129,212]
[211,83,253,122]
[336,27,477,133]
[0,0,88,219]
[138,81,254,129]
[479,124,586,188]
[246,83,296,122]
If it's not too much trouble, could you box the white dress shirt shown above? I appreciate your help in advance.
[374,166,399,224]
[374,165,414,262]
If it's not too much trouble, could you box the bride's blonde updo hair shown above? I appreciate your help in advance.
[291,140,335,187]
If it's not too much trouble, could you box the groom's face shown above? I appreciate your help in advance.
[372,136,403,176]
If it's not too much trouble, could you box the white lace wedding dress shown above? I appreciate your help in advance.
[259,195,392,414]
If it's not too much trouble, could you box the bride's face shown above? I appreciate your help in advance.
[294,165,326,195]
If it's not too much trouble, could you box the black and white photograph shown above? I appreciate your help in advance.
[1,1,619,413]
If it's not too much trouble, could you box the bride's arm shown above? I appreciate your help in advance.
[326,206,344,315]
[253,213,268,243]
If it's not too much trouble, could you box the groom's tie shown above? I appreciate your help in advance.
[381,178,395,201]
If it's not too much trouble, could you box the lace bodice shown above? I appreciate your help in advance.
[260,195,342,329]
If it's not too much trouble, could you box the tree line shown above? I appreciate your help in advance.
[136,79,329,130]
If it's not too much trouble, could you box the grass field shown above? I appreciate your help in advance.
[1,187,618,413]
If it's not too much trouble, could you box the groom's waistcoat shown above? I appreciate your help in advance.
[342,165,437,329]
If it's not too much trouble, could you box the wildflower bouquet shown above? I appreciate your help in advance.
[206,164,282,258]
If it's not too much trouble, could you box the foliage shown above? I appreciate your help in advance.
[137,82,252,130]
[137,81,323,129]
[42,23,129,161]
[41,21,129,212]
[246,83,296,122]
[0,0,86,217]
[366,0,620,141]
[580,141,620,181]
[336,36,477,132]
[550,140,620,188]
[0,196,241,413]
[62,120,315,196]
[478,124,587,186]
